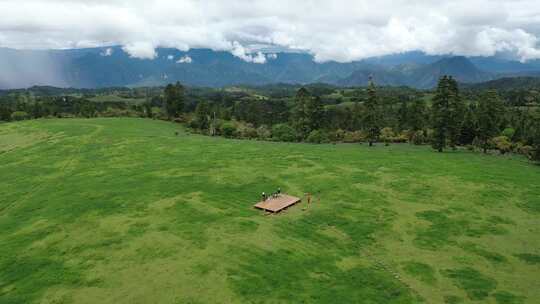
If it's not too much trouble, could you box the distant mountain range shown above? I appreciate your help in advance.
[463,77,540,91]
[1,46,540,89]
[338,56,496,88]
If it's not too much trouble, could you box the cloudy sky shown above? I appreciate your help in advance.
[0,0,539,62]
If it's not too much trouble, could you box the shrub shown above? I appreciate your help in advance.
[515,143,533,158]
[271,123,296,142]
[532,146,540,162]
[256,125,271,140]
[400,129,413,141]
[492,136,512,154]
[236,123,257,139]
[394,132,409,143]
[306,130,330,144]
[411,130,426,145]
[10,111,29,121]
[328,129,345,142]
[380,127,395,146]
[220,122,237,138]
[100,107,131,117]
[501,128,516,140]
[343,131,365,143]
[188,117,201,129]
[425,129,435,144]
[473,136,494,151]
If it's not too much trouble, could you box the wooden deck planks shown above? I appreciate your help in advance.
[253,194,301,213]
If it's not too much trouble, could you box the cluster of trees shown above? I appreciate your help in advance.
[1,80,539,162]
[429,76,540,157]
[163,82,185,119]
[0,94,148,121]
[187,78,540,161]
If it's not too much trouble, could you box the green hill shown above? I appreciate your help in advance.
[465,77,540,91]
[1,118,539,303]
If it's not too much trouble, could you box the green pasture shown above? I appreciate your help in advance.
[0,118,538,303]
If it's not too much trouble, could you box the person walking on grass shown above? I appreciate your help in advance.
[302,192,312,211]
[262,192,267,202]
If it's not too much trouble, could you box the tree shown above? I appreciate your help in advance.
[431,76,452,152]
[220,121,237,138]
[380,127,395,146]
[0,103,11,121]
[194,101,211,130]
[476,90,505,153]
[459,104,477,145]
[397,100,409,131]
[10,111,29,121]
[291,87,311,139]
[447,77,465,149]
[364,79,382,146]
[409,99,426,132]
[306,129,330,144]
[143,101,153,118]
[164,82,185,119]
[532,110,540,162]
[306,96,324,131]
[31,101,44,119]
[351,102,363,130]
[492,136,512,155]
[291,88,323,139]
[272,123,296,142]
[80,102,97,118]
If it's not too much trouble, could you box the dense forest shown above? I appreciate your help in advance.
[1,79,539,161]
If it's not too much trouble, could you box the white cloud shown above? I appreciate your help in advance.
[0,1,539,62]
[122,42,157,59]
[230,41,267,63]
[167,54,174,60]
[100,47,113,56]
[176,55,192,63]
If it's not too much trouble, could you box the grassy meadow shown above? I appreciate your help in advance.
[0,118,539,304]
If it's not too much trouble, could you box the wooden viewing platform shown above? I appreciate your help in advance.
[254,194,301,213]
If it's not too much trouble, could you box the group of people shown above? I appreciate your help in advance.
[260,188,313,206]
[261,187,281,201]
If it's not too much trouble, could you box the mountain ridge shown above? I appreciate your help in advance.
[1,47,539,89]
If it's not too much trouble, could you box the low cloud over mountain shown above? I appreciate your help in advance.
[1,47,540,89]
[1,1,540,63]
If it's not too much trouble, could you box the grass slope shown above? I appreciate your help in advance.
[0,118,539,304]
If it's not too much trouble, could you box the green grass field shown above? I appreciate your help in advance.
[1,118,539,304]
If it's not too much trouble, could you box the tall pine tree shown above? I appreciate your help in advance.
[364,78,381,146]
[447,76,465,149]
[397,100,409,131]
[291,87,323,139]
[164,81,185,120]
[459,104,477,145]
[476,90,505,153]
[431,76,451,152]
[531,109,540,162]
[306,96,324,131]
[194,101,211,130]
[409,99,427,132]
[291,87,311,139]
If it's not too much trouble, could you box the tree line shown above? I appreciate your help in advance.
[1,80,539,161]
[185,78,540,161]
